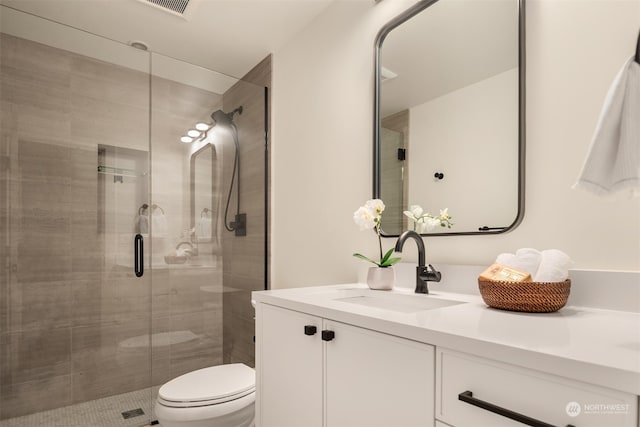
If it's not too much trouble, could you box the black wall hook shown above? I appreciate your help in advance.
[434,172,444,180]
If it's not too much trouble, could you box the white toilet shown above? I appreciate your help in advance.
[155,363,255,427]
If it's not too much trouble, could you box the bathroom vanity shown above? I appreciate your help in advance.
[253,284,639,427]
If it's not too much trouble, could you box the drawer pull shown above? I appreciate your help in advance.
[304,325,317,336]
[458,391,575,427]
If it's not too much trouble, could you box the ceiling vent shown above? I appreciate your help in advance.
[136,0,199,19]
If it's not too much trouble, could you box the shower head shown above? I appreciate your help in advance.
[211,106,243,126]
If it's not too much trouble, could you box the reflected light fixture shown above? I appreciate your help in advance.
[180,121,213,143]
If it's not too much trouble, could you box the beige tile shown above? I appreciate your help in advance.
[71,321,150,372]
[0,34,71,81]
[0,373,73,419]
[70,322,152,401]
[222,290,255,367]
[167,270,222,316]
[71,277,151,327]
[150,317,172,386]
[0,277,7,335]
[70,96,149,151]
[8,281,72,332]
[1,328,71,385]
[152,76,222,118]
[71,279,108,327]
[15,253,72,285]
[70,55,149,111]
[0,41,71,117]
[71,367,150,404]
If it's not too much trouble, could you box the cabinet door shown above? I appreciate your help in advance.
[324,320,435,427]
[257,304,323,427]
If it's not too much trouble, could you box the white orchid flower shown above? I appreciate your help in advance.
[403,204,424,222]
[403,204,453,231]
[409,205,424,217]
[365,199,385,215]
[353,206,377,231]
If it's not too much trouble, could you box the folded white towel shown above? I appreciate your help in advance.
[573,56,640,198]
[496,252,517,267]
[496,248,542,276]
[534,249,573,282]
[514,248,542,276]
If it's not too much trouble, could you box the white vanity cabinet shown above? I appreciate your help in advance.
[436,348,638,427]
[256,303,435,427]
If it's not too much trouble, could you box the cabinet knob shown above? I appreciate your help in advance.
[304,325,317,336]
[321,330,335,341]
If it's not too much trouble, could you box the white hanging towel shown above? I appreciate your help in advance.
[136,214,149,234]
[151,206,168,238]
[196,210,212,239]
[573,56,640,198]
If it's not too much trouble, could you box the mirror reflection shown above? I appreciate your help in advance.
[191,143,217,244]
[375,0,524,236]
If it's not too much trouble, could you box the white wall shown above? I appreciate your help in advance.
[271,0,640,289]
[408,68,519,232]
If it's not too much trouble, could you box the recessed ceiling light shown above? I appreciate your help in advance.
[187,129,201,138]
[195,122,211,131]
[180,136,193,143]
[128,40,150,51]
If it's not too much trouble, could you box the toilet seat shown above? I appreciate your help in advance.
[158,363,256,408]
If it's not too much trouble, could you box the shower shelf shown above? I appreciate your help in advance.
[97,165,143,178]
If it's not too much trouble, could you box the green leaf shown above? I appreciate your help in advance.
[352,253,378,266]
[380,247,395,264]
[380,257,401,267]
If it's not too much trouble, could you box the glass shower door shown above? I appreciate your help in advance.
[0,7,155,426]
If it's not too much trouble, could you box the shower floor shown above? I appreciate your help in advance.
[0,387,160,427]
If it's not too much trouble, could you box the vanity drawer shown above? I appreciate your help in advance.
[436,348,637,427]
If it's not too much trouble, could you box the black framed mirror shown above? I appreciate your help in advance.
[374,0,526,236]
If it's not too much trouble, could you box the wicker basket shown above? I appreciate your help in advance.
[478,278,571,313]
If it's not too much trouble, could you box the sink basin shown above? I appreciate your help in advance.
[334,291,465,313]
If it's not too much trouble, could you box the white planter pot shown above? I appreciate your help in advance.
[367,266,395,290]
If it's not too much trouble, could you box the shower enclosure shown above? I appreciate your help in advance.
[0,6,268,426]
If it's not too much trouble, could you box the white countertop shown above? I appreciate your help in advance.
[252,283,640,395]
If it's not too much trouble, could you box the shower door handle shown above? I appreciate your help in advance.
[134,234,144,277]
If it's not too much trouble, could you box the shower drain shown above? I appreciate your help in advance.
[121,408,145,419]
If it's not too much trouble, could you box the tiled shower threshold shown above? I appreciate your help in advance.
[0,387,160,427]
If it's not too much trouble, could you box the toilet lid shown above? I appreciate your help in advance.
[158,364,255,407]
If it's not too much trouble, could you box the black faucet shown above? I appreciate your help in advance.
[394,230,442,294]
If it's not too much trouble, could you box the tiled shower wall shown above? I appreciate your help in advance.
[0,32,249,419]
